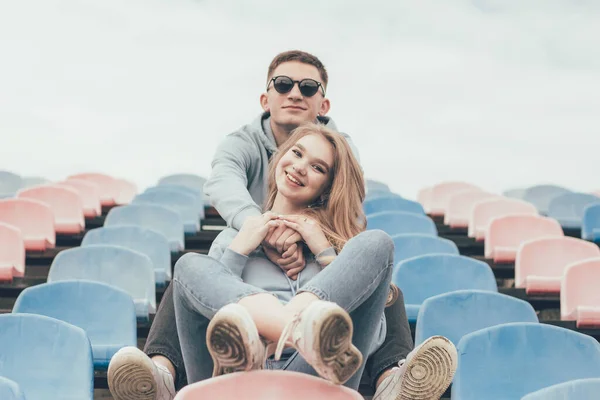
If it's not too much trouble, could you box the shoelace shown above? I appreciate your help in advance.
[274,312,303,361]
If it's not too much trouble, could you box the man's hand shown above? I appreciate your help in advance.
[263,241,306,281]
[264,225,303,254]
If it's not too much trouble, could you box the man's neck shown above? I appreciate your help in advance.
[270,120,295,148]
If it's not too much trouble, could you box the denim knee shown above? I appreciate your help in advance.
[174,253,217,283]
[351,229,395,268]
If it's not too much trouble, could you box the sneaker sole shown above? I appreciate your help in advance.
[397,336,458,400]
[108,349,157,400]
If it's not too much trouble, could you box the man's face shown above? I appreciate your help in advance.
[260,61,330,131]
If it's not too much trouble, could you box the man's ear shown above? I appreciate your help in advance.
[260,93,270,112]
[319,98,331,116]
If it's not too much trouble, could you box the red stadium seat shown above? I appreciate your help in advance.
[17,185,84,234]
[445,191,499,228]
[429,181,480,217]
[561,258,600,328]
[0,198,55,251]
[67,173,119,206]
[469,198,538,241]
[57,180,102,218]
[0,222,25,280]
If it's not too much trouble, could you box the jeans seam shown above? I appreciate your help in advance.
[296,286,329,301]
[144,349,187,388]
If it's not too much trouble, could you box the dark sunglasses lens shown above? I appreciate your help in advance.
[299,80,319,97]
[273,77,294,94]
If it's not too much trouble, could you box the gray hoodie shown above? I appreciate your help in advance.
[203,111,360,230]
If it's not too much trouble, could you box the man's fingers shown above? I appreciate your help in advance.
[287,265,304,279]
[282,243,297,258]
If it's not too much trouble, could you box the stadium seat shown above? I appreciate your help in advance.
[57,180,102,218]
[17,185,85,234]
[0,198,55,251]
[363,196,424,216]
[20,176,49,188]
[522,378,600,400]
[547,192,600,229]
[0,222,25,281]
[561,258,600,328]
[0,171,22,198]
[0,376,25,400]
[13,281,137,369]
[366,179,390,193]
[114,179,137,205]
[158,173,208,204]
[515,237,600,294]
[133,190,199,234]
[367,211,437,236]
[522,184,572,215]
[593,190,600,198]
[0,314,94,400]
[391,234,459,264]
[67,173,119,206]
[469,198,538,241]
[174,370,363,400]
[485,215,564,263]
[417,187,432,214]
[582,203,600,242]
[365,189,396,200]
[82,226,171,284]
[104,204,185,252]
[415,290,538,347]
[429,181,480,216]
[393,254,497,322]
[145,184,205,219]
[444,191,498,228]
[452,323,600,400]
[47,245,156,319]
[502,188,526,199]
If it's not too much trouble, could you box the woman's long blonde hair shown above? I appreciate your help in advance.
[264,122,366,252]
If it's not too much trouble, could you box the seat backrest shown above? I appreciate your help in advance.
[145,185,205,218]
[56,180,102,218]
[17,185,84,233]
[174,370,363,400]
[48,245,156,313]
[582,203,600,241]
[158,173,206,192]
[21,176,49,188]
[367,211,437,236]
[547,192,600,229]
[522,184,572,215]
[0,171,22,196]
[67,173,119,206]
[515,237,600,288]
[429,181,480,216]
[0,314,93,400]
[453,323,600,400]
[0,376,25,400]
[415,290,537,347]
[114,179,137,205]
[417,187,432,214]
[469,198,538,240]
[133,190,199,232]
[0,222,25,279]
[561,258,600,320]
[364,196,424,216]
[502,188,526,199]
[394,254,497,306]
[391,234,459,264]
[0,198,55,250]
[485,215,564,259]
[444,191,498,227]
[82,226,171,281]
[366,179,390,193]
[104,204,184,252]
[521,378,600,400]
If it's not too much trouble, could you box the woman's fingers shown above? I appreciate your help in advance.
[281,219,302,233]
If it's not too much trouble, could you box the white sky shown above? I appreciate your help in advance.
[1,0,599,200]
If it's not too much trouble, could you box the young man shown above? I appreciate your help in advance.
[107,50,456,400]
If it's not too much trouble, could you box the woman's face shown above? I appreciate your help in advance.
[275,133,334,207]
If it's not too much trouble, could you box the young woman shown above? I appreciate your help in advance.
[172,123,457,394]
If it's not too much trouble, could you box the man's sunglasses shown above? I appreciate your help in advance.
[267,76,325,97]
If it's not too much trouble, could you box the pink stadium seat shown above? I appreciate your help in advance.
[174,370,363,400]
[468,198,538,241]
[67,173,119,206]
[417,187,432,214]
[57,180,102,218]
[593,190,600,198]
[429,181,480,216]
[115,179,137,205]
[515,237,600,294]
[485,215,563,263]
[0,198,55,251]
[444,190,498,228]
[0,222,25,281]
[17,185,85,234]
[561,258,600,328]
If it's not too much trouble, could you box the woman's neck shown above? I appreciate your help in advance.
[270,194,305,216]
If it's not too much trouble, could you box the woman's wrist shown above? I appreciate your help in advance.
[228,237,251,256]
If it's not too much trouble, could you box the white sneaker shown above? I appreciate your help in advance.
[275,300,363,385]
[107,346,176,400]
[373,336,457,400]
[207,303,269,376]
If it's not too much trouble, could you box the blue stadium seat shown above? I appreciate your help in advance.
[20,176,49,189]
[157,173,209,205]
[367,211,437,236]
[393,255,497,322]
[47,245,156,319]
[0,314,93,400]
[104,204,184,252]
[582,203,600,243]
[522,184,572,215]
[521,378,600,400]
[13,281,137,369]
[145,184,205,219]
[82,226,171,285]
[366,179,390,193]
[453,323,600,400]
[0,377,25,400]
[391,234,459,264]
[0,171,22,198]
[364,196,425,216]
[415,290,537,346]
[547,193,600,229]
[133,191,199,235]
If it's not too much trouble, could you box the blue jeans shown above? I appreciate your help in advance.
[173,229,394,390]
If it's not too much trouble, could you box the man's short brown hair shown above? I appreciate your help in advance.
[267,50,328,88]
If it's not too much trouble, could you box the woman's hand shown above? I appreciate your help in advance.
[278,215,332,256]
[228,212,281,256]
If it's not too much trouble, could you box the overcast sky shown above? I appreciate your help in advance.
[1,0,598,199]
